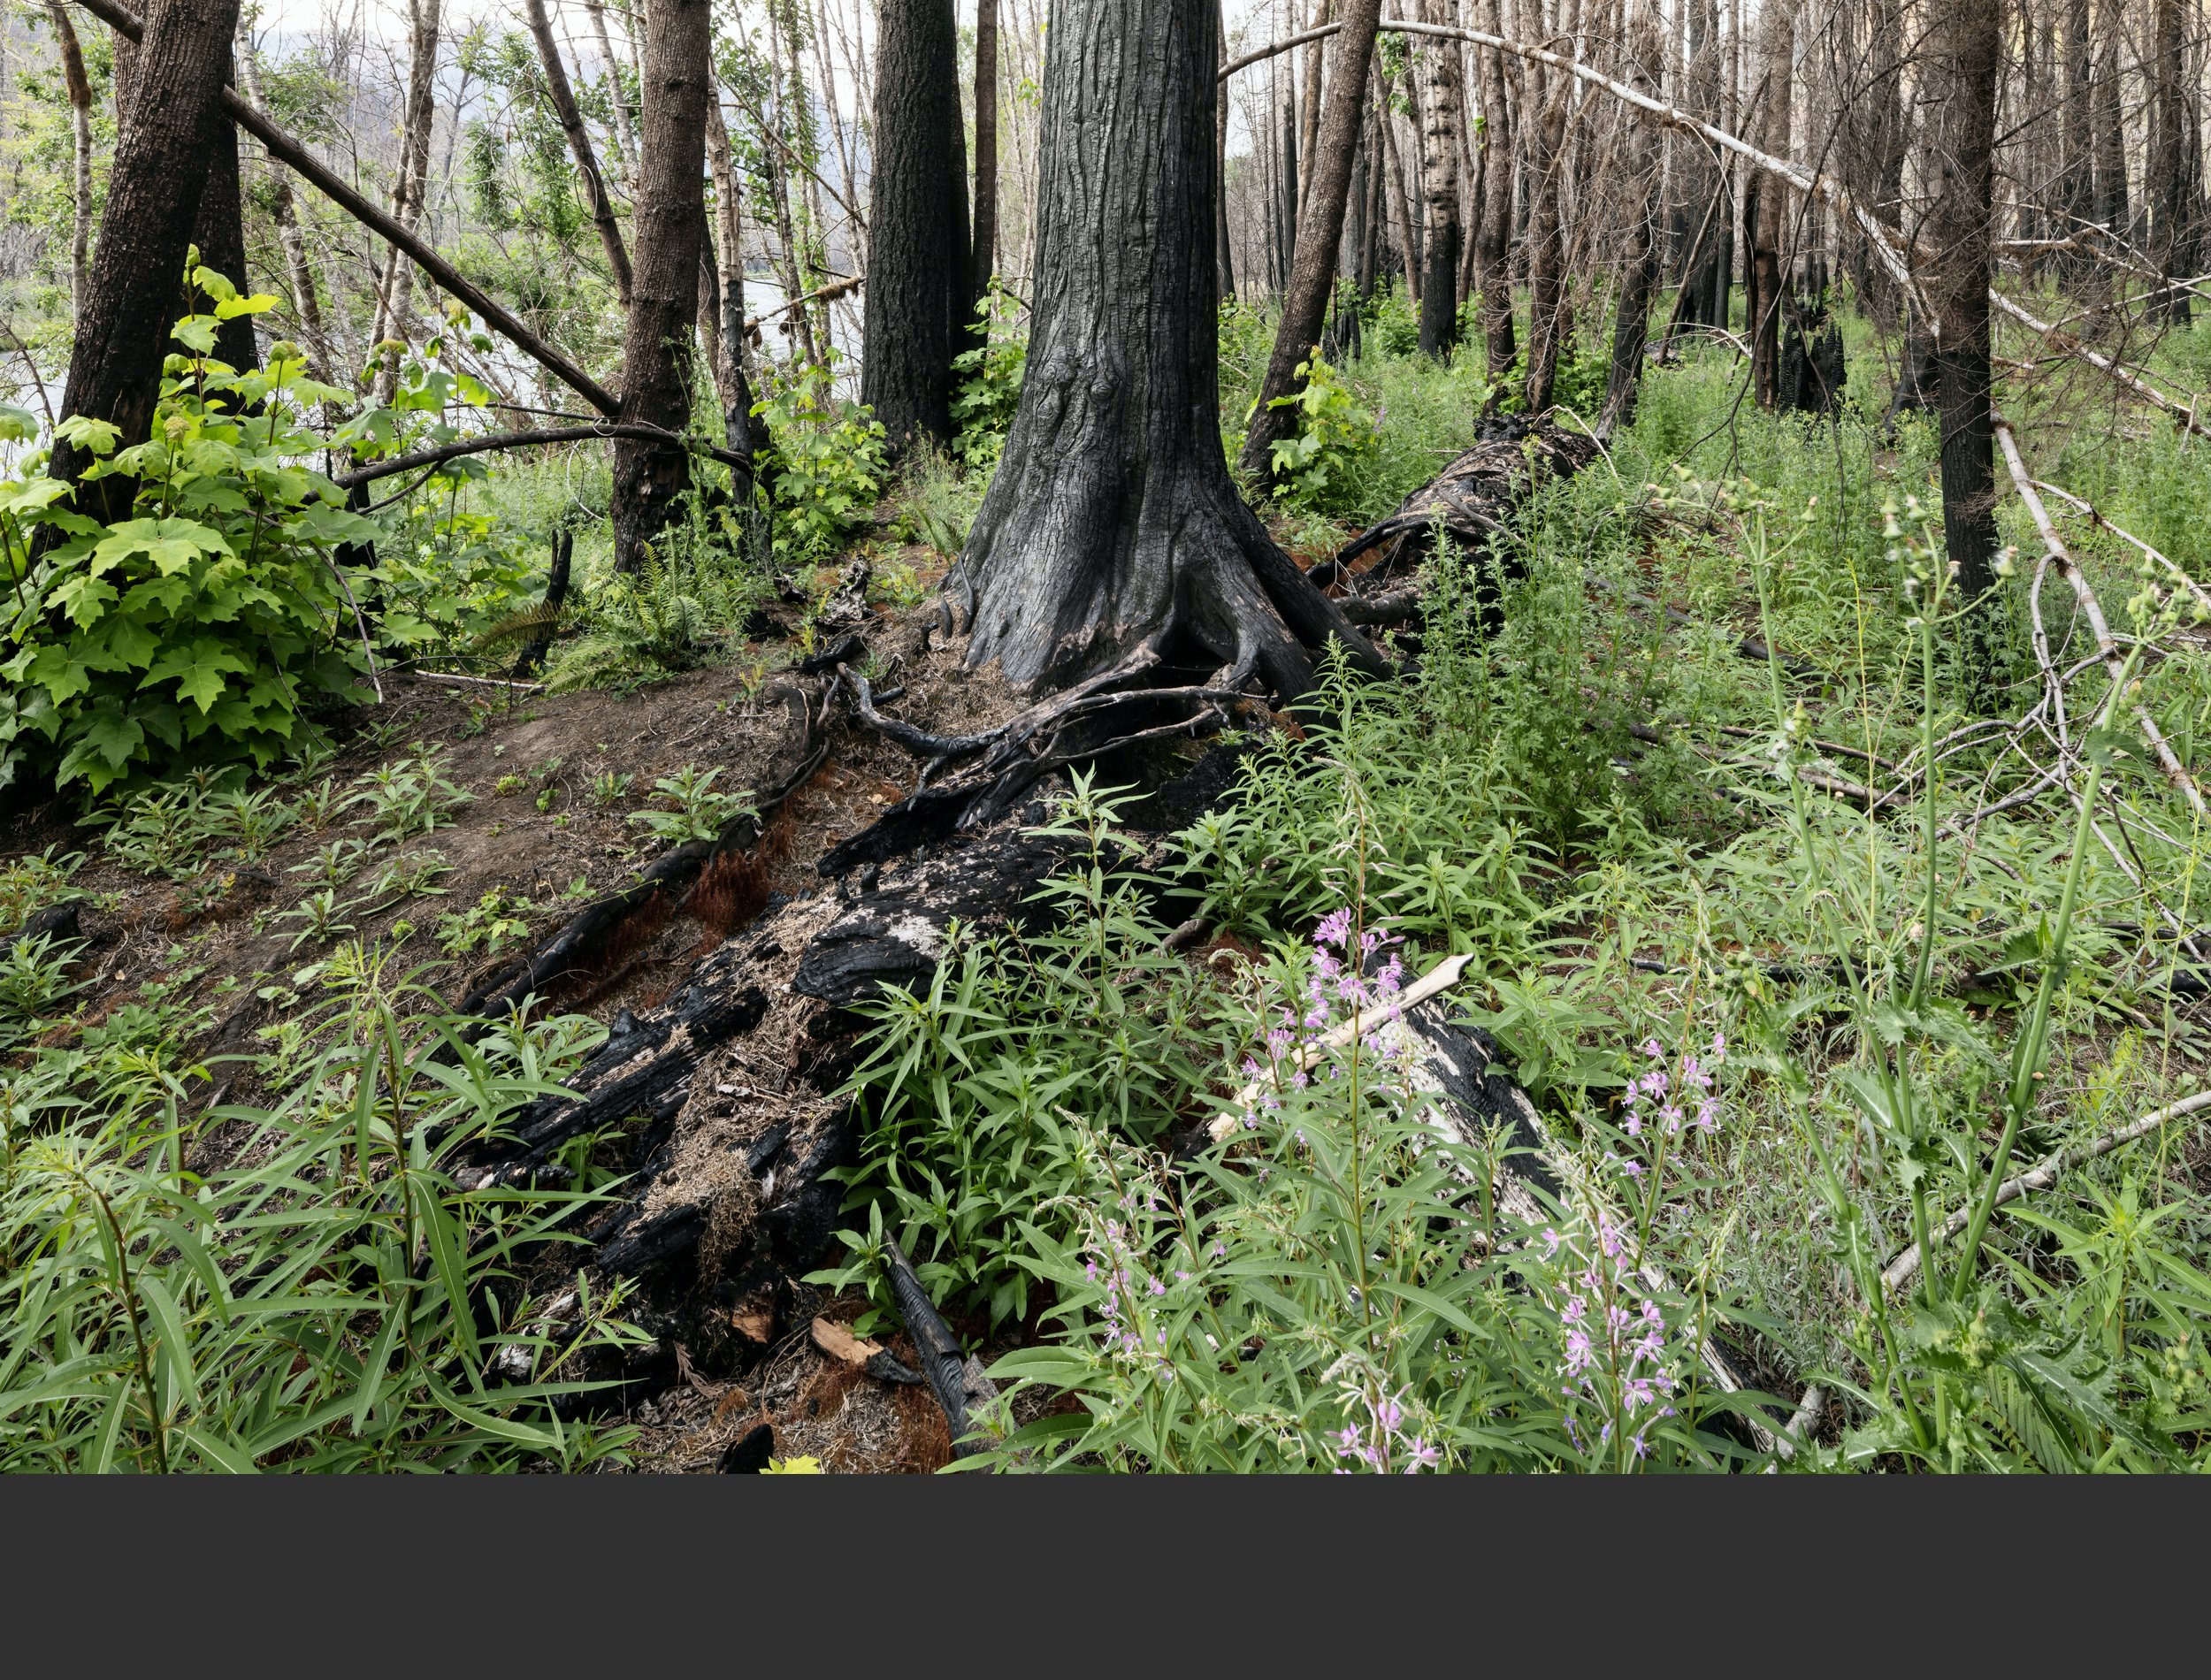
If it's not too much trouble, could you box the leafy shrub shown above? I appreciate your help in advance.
[0,274,379,796]
[756,354,885,565]
[950,279,1027,471]
[1262,352,1378,515]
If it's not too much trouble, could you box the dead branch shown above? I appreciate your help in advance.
[745,274,863,332]
[1993,412,2205,816]
[1217,22,1343,81]
[333,424,754,490]
[1989,295,2209,439]
[2025,477,2211,618]
[1881,1089,2211,1294]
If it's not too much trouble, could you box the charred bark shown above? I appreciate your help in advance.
[49,0,241,528]
[609,0,710,576]
[961,0,1382,702]
[1603,10,1664,428]
[1472,3,1517,381]
[1414,0,1465,358]
[1919,0,2002,680]
[190,43,259,375]
[974,0,1002,305]
[860,0,965,454]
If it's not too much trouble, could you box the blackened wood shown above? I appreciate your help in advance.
[861,0,965,454]
[510,530,572,679]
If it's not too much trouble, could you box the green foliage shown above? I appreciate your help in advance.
[811,775,1239,1334]
[0,278,378,797]
[629,766,754,844]
[1262,353,1378,515]
[949,280,1029,472]
[756,355,886,566]
[0,951,642,1471]
[437,889,533,958]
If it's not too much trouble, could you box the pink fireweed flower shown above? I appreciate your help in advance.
[1314,908,1354,949]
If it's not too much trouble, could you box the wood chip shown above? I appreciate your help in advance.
[810,1316,884,1367]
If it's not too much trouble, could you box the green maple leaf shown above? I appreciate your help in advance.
[91,517,232,577]
[143,638,249,714]
[46,571,118,627]
[76,709,144,770]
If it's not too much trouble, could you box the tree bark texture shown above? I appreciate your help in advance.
[860,0,965,454]
[706,93,770,462]
[2090,15,2127,240]
[1518,0,1569,413]
[1414,0,1465,358]
[1919,0,2002,636]
[1744,0,1792,409]
[1473,2,1517,381]
[1236,0,1384,480]
[524,0,634,308]
[1603,7,1663,427]
[2146,0,2198,325]
[50,0,241,526]
[974,0,1001,304]
[960,0,1381,700]
[609,0,710,575]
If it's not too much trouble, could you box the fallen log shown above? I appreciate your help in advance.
[1327,419,1601,579]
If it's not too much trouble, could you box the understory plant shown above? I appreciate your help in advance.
[0,271,379,796]
[0,944,641,1471]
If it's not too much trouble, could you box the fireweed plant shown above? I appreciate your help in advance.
[965,765,1757,1472]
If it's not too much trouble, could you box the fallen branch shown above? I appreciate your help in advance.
[1993,411,2204,816]
[745,274,862,333]
[334,423,754,489]
[1216,21,1342,80]
[1989,295,2208,438]
[2025,477,2211,618]
[1881,1089,2211,1294]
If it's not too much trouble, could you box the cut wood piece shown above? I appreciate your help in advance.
[810,1317,881,1365]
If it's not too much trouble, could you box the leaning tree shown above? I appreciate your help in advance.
[957,0,1381,701]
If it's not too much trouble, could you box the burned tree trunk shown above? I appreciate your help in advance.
[49,0,241,527]
[609,0,710,575]
[1920,0,2002,671]
[860,0,966,454]
[2146,0,2199,326]
[1744,0,1792,409]
[48,3,92,318]
[1414,0,1465,358]
[961,0,1382,700]
[1236,0,1386,481]
[1603,8,1664,428]
[974,0,1001,305]
[1472,1,1517,381]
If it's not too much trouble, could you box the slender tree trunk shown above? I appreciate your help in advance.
[1603,4,1663,426]
[610,0,710,575]
[861,0,965,454]
[707,92,770,461]
[50,0,242,525]
[2146,0,2196,325]
[1414,0,1465,357]
[48,2,92,319]
[2090,14,2127,242]
[1381,74,1419,298]
[962,0,1380,699]
[974,0,1001,302]
[237,27,333,386]
[1744,0,1791,409]
[370,0,441,405]
[2057,0,2091,284]
[1280,90,1302,280]
[1519,0,1570,412]
[1473,0,1518,381]
[524,0,632,307]
[1236,0,1386,482]
[1298,0,1330,220]
[585,0,639,172]
[1920,0,2002,673]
